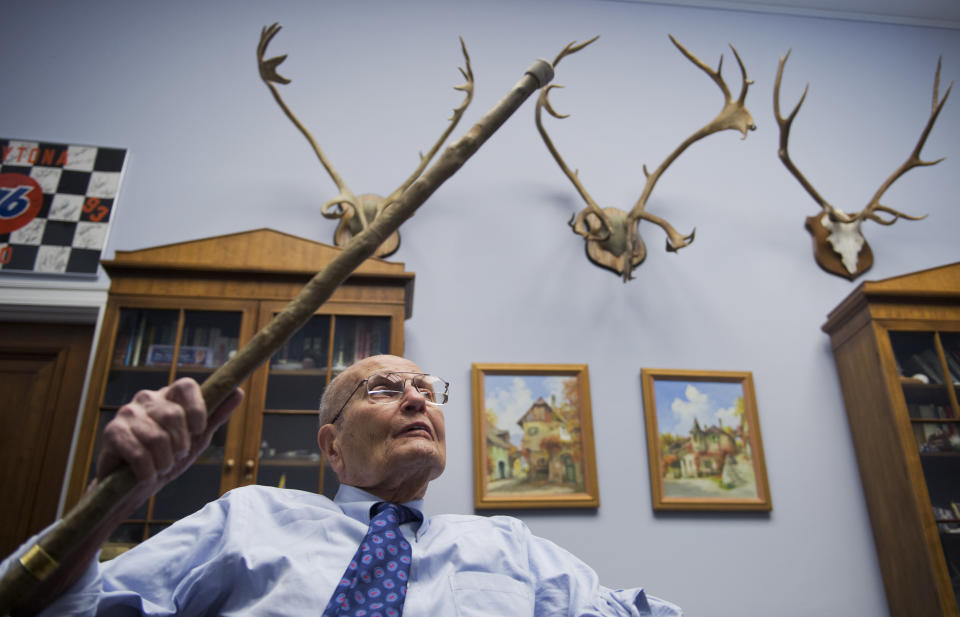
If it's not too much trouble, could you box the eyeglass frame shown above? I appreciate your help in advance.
[327,371,450,426]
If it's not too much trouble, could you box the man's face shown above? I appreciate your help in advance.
[319,356,446,499]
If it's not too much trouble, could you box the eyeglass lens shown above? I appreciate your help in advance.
[367,372,448,404]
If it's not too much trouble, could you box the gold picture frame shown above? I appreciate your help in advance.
[471,363,600,509]
[641,368,772,511]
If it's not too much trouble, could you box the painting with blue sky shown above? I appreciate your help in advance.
[472,364,599,507]
[642,370,771,509]
[485,373,571,446]
[654,379,745,437]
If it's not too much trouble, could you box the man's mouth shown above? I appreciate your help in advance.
[398,422,432,438]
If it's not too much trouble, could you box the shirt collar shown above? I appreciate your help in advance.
[333,484,426,525]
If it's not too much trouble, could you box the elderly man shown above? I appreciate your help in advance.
[6,354,681,616]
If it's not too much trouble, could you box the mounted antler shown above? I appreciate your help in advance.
[536,35,756,281]
[774,52,952,280]
[257,23,475,257]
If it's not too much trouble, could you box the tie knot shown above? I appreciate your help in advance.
[371,502,421,526]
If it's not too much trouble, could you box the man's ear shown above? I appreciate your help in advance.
[317,424,344,475]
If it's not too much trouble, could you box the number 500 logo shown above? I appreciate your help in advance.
[0,173,44,234]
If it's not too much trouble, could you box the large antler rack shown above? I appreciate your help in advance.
[257,23,475,257]
[774,51,952,279]
[536,35,755,282]
[537,36,756,281]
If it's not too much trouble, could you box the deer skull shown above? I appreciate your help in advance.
[820,212,864,275]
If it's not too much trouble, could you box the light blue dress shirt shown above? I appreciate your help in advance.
[13,485,682,616]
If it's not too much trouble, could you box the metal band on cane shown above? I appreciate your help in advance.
[525,59,555,88]
[18,544,58,581]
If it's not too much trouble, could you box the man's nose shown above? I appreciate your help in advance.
[400,383,427,410]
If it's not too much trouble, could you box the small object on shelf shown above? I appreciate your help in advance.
[935,506,960,533]
[277,450,321,461]
[332,349,347,375]
[913,351,945,384]
[145,345,213,368]
[915,423,960,453]
[272,360,304,371]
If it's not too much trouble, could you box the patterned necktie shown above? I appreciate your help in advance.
[323,502,422,617]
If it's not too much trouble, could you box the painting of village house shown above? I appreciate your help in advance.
[641,368,772,511]
[471,363,599,509]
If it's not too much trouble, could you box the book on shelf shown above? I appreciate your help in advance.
[946,348,960,384]
[130,318,147,366]
[113,327,132,365]
[355,327,371,361]
[934,506,960,532]
[922,403,952,419]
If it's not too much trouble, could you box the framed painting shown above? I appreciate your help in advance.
[641,368,771,511]
[471,363,599,509]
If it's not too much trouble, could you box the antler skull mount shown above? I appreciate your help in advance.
[536,35,756,281]
[257,23,475,257]
[774,52,952,280]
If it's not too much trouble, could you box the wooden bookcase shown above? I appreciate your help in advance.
[822,262,960,617]
[64,229,414,556]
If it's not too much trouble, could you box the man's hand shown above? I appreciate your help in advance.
[96,378,244,492]
[7,379,244,616]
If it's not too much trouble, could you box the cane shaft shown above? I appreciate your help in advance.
[0,59,552,615]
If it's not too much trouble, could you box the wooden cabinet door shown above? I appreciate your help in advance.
[0,322,92,556]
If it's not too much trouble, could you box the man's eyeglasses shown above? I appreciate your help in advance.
[329,371,449,425]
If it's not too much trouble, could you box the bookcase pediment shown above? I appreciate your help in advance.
[103,228,411,278]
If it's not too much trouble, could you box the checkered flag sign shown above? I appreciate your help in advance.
[0,138,127,276]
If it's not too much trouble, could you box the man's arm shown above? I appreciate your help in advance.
[11,378,243,616]
[522,522,683,617]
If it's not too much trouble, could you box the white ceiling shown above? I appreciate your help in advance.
[625,0,960,29]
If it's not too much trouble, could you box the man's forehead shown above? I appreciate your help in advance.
[352,355,422,379]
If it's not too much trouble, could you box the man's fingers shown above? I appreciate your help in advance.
[145,393,190,459]
[95,446,122,481]
[99,406,168,481]
[130,408,178,475]
[165,377,208,435]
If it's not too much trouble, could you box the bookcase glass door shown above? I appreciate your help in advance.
[93,307,242,547]
[256,314,390,499]
[890,329,960,606]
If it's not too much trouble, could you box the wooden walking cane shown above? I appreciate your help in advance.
[0,45,555,616]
